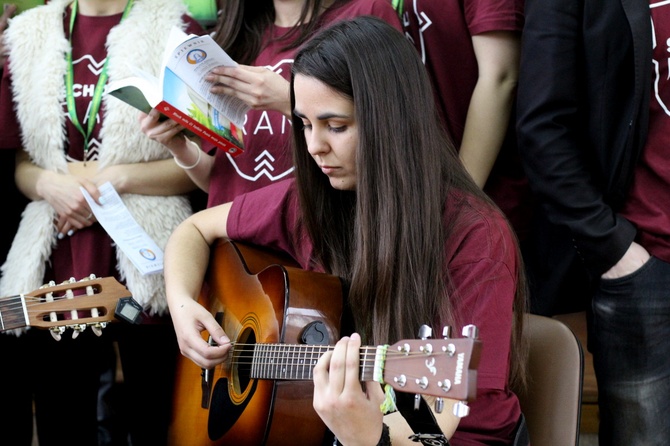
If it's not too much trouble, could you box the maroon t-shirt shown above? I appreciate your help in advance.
[400,0,531,241]
[620,5,670,262]
[206,0,402,207]
[227,179,522,443]
[0,11,203,287]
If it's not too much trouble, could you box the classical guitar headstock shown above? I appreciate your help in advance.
[0,275,135,340]
[383,324,482,416]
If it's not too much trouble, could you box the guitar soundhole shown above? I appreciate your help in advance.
[208,327,259,440]
[235,327,256,391]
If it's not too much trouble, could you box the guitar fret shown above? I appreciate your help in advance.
[281,344,289,379]
[287,343,294,379]
[251,344,258,378]
[361,347,377,382]
[269,344,274,378]
[278,344,283,379]
[298,345,306,379]
[251,344,340,381]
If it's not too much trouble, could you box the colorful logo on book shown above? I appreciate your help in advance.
[187,49,207,64]
[139,248,157,261]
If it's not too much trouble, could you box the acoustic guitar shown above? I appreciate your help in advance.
[168,240,482,446]
[0,275,132,339]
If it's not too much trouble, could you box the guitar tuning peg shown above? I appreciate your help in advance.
[438,378,452,392]
[71,323,87,339]
[418,324,432,340]
[441,326,451,339]
[50,326,64,341]
[434,397,444,414]
[396,343,410,355]
[453,401,470,418]
[413,394,421,411]
[41,280,56,289]
[462,324,479,340]
[92,322,106,337]
[419,342,433,355]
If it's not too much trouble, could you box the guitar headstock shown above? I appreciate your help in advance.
[383,325,482,403]
[0,275,133,339]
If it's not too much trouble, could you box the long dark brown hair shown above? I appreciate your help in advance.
[212,0,350,65]
[290,16,528,388]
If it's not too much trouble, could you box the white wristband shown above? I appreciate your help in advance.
[174,139,202,170]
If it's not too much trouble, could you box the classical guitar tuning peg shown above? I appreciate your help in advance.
[434,397,444,414]
[71,323,88,339]
[86,282,105,336]
[50,326,65,341]
[441,326,451,339]
[40,280,57,289]
[91,323,106,337]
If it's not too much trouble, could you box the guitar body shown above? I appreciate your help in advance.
[169,240,344,446]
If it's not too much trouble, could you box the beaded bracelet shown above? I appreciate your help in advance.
[174,139,202,170]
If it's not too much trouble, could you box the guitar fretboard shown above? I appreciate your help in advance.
[246,344,381,381]
[0,295,27,331]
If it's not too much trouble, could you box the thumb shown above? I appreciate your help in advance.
[203,319,230,347]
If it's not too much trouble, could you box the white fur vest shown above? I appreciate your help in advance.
[2,0,194,315]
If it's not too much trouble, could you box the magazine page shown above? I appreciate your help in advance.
[162,67,244,150]
[162,27,249,127]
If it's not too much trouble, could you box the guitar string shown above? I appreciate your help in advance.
[225,345,456,361]
[0,294,97,308]
[1,296,466,364]
[227,343,451,352]
[0,294,103,318]
[0,295,469,355]
[225,346,455,384]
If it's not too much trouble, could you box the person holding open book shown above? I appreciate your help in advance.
[162,16,529,445]
[0,0,204,444]
[140,0,401,208]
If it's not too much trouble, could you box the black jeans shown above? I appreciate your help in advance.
[591,256,670,445]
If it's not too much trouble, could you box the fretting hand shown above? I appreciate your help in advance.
[312,333,386,446]
[206,64,292,116]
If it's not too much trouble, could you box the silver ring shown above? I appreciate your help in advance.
[86,213,93,221]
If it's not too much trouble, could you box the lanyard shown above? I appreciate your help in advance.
[391,0,402,18]
[64,0,133,163]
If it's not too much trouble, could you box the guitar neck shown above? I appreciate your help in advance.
[0,295,28,331]
[244,344,378,382]
[0,276,131,333]
[237,335,481,401]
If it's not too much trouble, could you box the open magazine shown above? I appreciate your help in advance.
[106,27,248,156]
